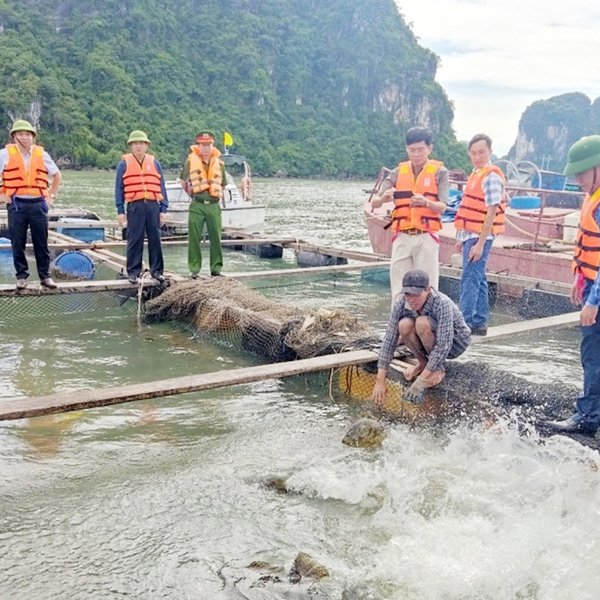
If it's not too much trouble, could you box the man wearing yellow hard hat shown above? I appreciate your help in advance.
[544,135,600,436]
[0,119,62,290]
[115,130,168,284]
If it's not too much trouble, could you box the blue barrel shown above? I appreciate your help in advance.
[51,251,96,280]
[510,196,541,210]
[0,237,11,265]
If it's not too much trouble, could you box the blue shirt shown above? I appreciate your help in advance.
[115,156,168,215]
[584,205,600,307]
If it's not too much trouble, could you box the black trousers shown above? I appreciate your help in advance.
[125,200,164,277]
[7,199,51,280]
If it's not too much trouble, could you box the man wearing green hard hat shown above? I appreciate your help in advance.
[179,129,228,278]
[0,119,62,290]
[115,130,169,284]
[543,135,600,436]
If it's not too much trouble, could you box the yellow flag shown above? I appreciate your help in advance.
[224,131,234,146]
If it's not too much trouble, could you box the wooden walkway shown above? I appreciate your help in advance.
[0,312,581,421]
[0,349,379,421]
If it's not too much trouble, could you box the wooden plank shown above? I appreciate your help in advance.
[0,278,160,296]
[474,311,580,342]
[440,265,571,296]
[229,261,390,280]
[46,220,121,229]
[283,242,387,262]
[0,349,379,421]
[221,236,299,246]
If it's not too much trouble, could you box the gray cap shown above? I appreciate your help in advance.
[402,269,429,295]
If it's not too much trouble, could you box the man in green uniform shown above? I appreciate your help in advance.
[180,130,227,277]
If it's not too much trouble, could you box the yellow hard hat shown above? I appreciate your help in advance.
[10,119,37,137]
[127,130,151,144]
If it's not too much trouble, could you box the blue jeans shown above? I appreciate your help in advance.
[459,237,493,329]
[576,279,600,428]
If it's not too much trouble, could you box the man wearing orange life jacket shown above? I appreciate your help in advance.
[115,130,168,284]
[0,120,62,290]
[454,133,506,337]
[180,130,227,278]
[372,127,449,304]
[543,135,600,437]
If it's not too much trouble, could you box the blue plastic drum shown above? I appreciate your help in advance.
[0,237,11,266]
[510,196,541,210]
[51,251,97,280]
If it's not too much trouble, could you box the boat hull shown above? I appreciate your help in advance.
[364,198,577,288]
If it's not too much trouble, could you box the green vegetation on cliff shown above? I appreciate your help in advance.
[0,0,469,176]
[509,92,600,172]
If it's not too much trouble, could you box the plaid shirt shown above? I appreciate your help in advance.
[377,288,471,372]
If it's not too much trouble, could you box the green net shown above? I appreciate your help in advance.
[143,278,379,361]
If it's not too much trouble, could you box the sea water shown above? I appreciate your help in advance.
[0,172,597,599]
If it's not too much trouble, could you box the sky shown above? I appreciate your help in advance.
[394,0,600,155]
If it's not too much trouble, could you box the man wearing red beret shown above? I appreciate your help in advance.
[180,130,227,278]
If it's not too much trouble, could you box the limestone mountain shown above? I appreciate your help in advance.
[0,0,468,176]
[507,92,600,172]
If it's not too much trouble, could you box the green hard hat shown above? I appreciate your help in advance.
[10,119,36,136]
[127,130,151,144]
[563,135,600,176]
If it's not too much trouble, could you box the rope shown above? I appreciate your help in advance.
[137,271,153,324]
[504,214,576,247]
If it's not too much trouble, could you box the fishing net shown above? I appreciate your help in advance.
[0,289,135,328]
[143,278,378,361]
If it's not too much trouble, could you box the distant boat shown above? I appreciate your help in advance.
[164,153,265,234]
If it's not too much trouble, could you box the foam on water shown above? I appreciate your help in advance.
[287,419,600,598]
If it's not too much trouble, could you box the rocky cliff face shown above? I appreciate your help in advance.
[507,93,600,171]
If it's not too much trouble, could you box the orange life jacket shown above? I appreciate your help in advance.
[188,146,223,198]
[122,153,164,201]
[390,160,443,233]
[573,188,600,281]
[1,143,49,197]
[454,165,506,235]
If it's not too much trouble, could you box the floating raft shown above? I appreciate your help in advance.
[0,312,580,421]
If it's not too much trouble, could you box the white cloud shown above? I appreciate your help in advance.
[395,0,600,155]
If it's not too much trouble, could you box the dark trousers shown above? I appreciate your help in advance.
[577,279,600,426]
[7,199,51,279]
[125,200,164,278]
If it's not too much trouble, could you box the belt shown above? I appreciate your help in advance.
[192,197,219,205]
[129,198,159,202]
[402,228,425,236]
